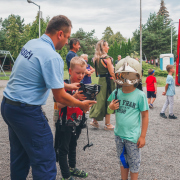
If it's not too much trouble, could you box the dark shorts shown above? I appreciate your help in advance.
[147,91,156,98]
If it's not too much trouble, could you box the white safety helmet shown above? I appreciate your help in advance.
[114,56,142,87]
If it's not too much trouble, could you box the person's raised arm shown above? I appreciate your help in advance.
[90,66,95,74]
[52,88,96,112]
[85,69,91,75]
[56,90,87,109]
[64,82,80,91]
[106,58,115,79]
[57,102,66,109]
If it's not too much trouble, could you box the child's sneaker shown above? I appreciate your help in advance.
[169,114,177,119]
[61,176,76,180]
[160,113,167,119]
[149,104,153,108]
[70,167,88,178]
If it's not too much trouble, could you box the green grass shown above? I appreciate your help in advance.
[142,76,166,87]
[0,70,167,87]
[0,71,11,80]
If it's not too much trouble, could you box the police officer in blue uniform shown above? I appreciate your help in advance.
[1,15,96,180]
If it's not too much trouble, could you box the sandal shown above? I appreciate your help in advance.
[104,124,114,131]
[90,120,99,128]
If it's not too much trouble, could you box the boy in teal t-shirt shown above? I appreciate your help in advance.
[107,56,149,180]
[160,65,177,119]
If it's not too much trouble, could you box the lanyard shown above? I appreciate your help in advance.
[120,145,129,168]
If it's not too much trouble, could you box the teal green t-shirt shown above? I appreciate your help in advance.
[108,88,149,143]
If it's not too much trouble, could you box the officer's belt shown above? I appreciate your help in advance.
[3,96,40,107]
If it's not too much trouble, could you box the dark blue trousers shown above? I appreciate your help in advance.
[1,98,57,180]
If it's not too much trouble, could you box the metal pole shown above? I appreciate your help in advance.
[140,0,142,66]
[27,1,41,38]
[171,22,178,54]
[39,6,40,38]
[171,23,172,54]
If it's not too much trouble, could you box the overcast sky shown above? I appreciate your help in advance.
[0,0,179,39]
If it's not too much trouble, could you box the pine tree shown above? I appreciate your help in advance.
[102,26,114,43]
[132,12,177,60]
[5,15,22,59]
[70,28,98,67]
[113,41,119,61]
[121,41,126,58]
[29,13,49,39]
[127,38,131,55]
[125,43,128,57]
[108,45,114,60]
[57,46,68,70]
[157,0,170,24]
[21,24,31,47]
[118,43,121,57]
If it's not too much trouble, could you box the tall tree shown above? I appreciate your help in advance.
[57,46,68,70]
[108,45,114,60]
[121,41,126,58]
[21,24,31,46]
[70,28,98,66]
[113,41,119,61]
[29,14,49,39]
[132,12,177,60]
[0,15,25,53]
[0,18,6,50]
[102,26,114,42]
[127,38,131,55]
[157,0,170,24]
[109,31,126,45]
[2,14,24,33]
[4,15,24,59]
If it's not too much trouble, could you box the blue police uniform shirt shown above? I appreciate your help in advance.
[3,34,64,105]
[66,50,77,70]
[166,75,175,96]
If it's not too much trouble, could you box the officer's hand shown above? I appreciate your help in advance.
[80,100,97,113]
[65,83,80,91]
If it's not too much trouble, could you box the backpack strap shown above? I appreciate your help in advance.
[115,86,118,100]
[95,61,98,77]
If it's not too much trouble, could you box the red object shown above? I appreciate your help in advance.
[175,19,180,86]
[146,76,157,91]
[59,89,83,122]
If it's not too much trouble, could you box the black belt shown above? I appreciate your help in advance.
[3,97,40,107]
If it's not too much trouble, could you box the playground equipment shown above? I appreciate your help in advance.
[0,50,15,76]
[175,19,180,86]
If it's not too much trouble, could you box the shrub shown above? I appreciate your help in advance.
[142,61,168,77]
